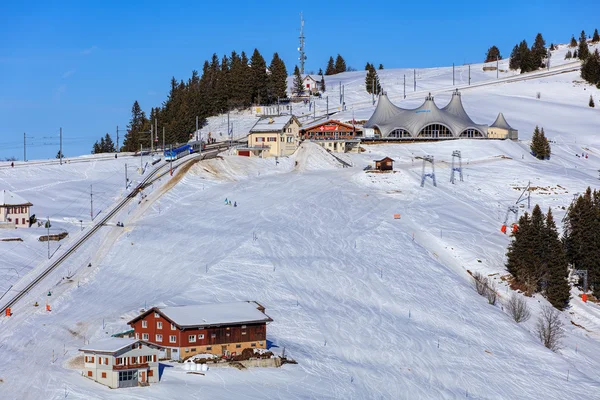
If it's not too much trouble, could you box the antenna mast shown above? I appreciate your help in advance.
[299,12,306,75]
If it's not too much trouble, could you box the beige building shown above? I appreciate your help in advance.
[486,113,519,140]
[242,115,301,158]
[313,139,361,153]
[0,190,32,229]
[80,338,160,389]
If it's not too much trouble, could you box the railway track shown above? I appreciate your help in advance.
[0,145,228,314]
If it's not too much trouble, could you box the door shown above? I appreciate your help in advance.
[140,371,146,383]
[221,346,228,357]
[238,150,250,157]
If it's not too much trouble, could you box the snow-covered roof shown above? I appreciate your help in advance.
[250,115,297,133]
[0,190,32,206]
[148,301,272,328]
[303,75,321,82]
[300,117,334,131]
[364,90,489,138]
[79,338,140,353]
[490,112,517,131]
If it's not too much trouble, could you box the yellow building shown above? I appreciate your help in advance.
[243,115,301,158]
[0,190,33,229]
[488,113,519,140]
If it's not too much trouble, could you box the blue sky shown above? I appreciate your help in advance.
[1,0,598,160]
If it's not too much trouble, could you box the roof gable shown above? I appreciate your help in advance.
[0,190,32,207]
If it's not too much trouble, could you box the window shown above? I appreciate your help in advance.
[116,357,124,365]
[142,320,147,328]
[169,335,176,343]
[135,333,139,339]
[185,348,189,353]
[211,334,216,339]
[236,344,241,349]
[142,333,149,340]
[241,325,246,329]
[101,372,107,378]
[256,137,264,142]
[153,354,157,362]
[191,348,196,352]
[156,334,163,342]
[251,343,256,347]
[171,323,176,331]
[118,370,136,382]
[286,136,294,143]
[154,312,159,318]
[87,371,93,377]
[22,218,25,225]
[259,341,264,346]
[104,357,108,365]
[288,128,292,133]
[226,333,230,337]
[157,321,162,329]
[198,334,205,340]
[189,335,196,343]
[242,331,246,335]
[206,346,212,351]
[267,137,276,142]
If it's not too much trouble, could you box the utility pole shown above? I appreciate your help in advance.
[47,217,50,259]
[90,185,93,221]
[140,144,143,172]
[496,56,499,79]
[468,65,471,85]
[150,125,153,153]
[298,12,306,75]
[453,63,455,85]
[404,75,406,99]
[154,119,157,151]
[326,96,329,116]
[24,132,26,162]
[116,125,119,152]
[125,163,128,189]
[162,127,165,152]
[227,111,230,142]
[59,127,63,165]
[197,116,202,157]
[414,69,416,92]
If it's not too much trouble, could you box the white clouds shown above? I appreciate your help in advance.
[62,69,76,79]
[80,46,98,56]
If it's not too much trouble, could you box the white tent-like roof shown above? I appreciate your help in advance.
[364,90,488,138]
[490,112,517,131]
[0,190,32,207]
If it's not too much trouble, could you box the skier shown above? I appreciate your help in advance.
[228,200,232,206]
[234,202,237,207]
[224,198,228,204]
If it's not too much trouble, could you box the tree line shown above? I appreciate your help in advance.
[509,33,548,73]
[120,49,288,152]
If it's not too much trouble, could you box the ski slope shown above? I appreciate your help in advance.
[1,42,600,399]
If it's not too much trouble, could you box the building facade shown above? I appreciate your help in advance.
[299,119,361,153]
[302,75,320,95]
[246,116,301,158]
[79,338,160,389]
[0,190,32,229]
[128,301,273,360]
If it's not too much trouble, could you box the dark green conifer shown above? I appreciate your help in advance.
[578,30,590,60]
[325,56,335,75]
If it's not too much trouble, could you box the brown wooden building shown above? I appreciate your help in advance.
[375,157,394,171]
[128,301,272,360]
[299,119,361,140]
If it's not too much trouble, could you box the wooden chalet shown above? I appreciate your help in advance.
[128,301,272,360]
[299,119,361,140]
[374,157,394,171]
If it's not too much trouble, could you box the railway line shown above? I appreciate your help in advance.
[0,144,229,314]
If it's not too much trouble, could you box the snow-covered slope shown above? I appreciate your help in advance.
[1,43,600,399]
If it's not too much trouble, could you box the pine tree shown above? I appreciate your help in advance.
[318,68,323,75]
[506,212,533,283]
[122,100,147,152]
[540,128,551,159]
[292,65,304,96]
[581,49,600,86]
[325,56,335,75]
[92,141,100,154]
[593,29,600,43]
[590,95,596,108]
[565,50,572,60]
[570,35,577,47]
[549,43,555,51]
[531,33,547,69]
[574,49,579,58]
[250,49,268,104]
[509,44,521,70]
[530,125,541,157]
[578,30,590,60]
[334,54,347,74]
[518,40,533,73]
[103,133,115,152]
[379,64,384,70]
[268,52,288,101]
[320,73,326,92]
[485,45,502,62]
[543,208,571,310]
[56,150,64,159]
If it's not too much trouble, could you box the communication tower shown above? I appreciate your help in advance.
[298,13,307,74]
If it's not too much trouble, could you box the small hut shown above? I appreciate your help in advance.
[374,157,394,171]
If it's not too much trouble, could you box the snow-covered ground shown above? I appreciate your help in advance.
[1,43,600,399]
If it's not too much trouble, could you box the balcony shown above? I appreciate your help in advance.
[113,362,148,370]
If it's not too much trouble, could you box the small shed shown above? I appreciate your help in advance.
[374,157,394,171]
